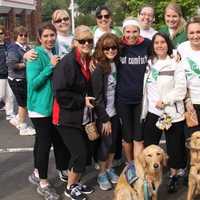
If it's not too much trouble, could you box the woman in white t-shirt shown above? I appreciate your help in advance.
[142,32,187,193]
[137,4,157,40]
[52,9,73,57]
[24,9,73,59]
[178,16,200,135]
[92,5,122,46]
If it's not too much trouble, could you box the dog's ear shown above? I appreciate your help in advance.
[162,152,168,167]
[136,151,146,169]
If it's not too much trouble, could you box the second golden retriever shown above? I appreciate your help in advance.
[114,145,167,200]
[187,131,200,200]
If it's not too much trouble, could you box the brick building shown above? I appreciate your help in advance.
[0,0,42,40]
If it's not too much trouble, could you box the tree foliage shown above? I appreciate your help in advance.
[124,0,200,29]
[76,0,106,14]
[42,0,70,21]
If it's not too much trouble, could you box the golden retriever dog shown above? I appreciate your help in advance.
[114,145,167,200]
[187,165,200,200]
[187,131,200,200]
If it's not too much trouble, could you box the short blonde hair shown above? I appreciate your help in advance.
[74,25,93,40]
[52,9,70,22]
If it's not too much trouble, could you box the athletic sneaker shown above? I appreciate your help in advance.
[18,123,36,136]
[106,168,119,184]
[58,170,68,182]
[168,175,178,193]
[6,114,16,121]
[64,184,87,200]
[97,173,112,191]
[9,115,19,128]
[28,172,40,185]
[37,184,60,200]
[77,182,94,194]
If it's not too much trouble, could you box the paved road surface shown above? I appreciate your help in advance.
[0,111,193,200]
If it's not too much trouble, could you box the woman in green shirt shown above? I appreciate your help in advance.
[27,23,69,200]
[160,2,187,48]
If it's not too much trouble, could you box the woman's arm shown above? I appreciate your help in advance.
[162,62,187,105]
[6,49,24,70]
[91,66,110,123]
[27,56,53,90]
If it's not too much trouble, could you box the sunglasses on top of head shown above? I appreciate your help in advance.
[96,14,110,20]
[103,45,117,51]
[54,17,70,24]
[77,39,93,45]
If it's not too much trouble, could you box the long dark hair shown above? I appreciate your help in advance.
[93,33,120,74]
[148,32,174,62]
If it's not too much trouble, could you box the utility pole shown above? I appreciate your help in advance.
[70,0,75,34]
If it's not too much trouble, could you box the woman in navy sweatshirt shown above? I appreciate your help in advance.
[117,18,151,169]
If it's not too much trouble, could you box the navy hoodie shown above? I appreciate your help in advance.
[117,38,151,104]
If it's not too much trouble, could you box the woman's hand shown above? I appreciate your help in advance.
[85,96,95,108]
[89,60,96,72]
[23,49,38,60]
[155,100,165,109]
[51,55,60,66]
[101,121,112,136]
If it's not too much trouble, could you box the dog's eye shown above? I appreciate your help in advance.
[147,154,152,157]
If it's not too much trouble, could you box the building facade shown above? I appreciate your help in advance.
[0,0,42,40]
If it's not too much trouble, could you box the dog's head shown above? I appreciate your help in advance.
[137,145,168,173]
[190,131,200,149]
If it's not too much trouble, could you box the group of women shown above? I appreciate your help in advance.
[5,2,199,200]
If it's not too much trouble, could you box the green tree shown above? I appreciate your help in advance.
[106,0,129,26]
[42,0,70,21]
[77,0,106,14]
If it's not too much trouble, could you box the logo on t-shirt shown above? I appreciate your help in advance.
[186,57,200,79]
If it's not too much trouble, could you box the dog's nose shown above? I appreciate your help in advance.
[154,163,159,169]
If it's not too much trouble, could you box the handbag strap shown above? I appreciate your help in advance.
[88,108,94,122]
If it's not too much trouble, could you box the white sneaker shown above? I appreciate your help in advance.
[19,126,36,136]
[9,115,20,128]
[6,114,16,121]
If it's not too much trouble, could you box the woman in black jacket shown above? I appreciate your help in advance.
[92,33,121,191]
[52,25,95,200]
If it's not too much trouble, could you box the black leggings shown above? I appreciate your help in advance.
[31,117,70,179]
[57,125,87,173]
[143,112,187,169]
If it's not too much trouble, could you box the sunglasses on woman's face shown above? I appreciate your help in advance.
[54,17,70,24]
[103,45,117,51]
[77,39,93,45]
[96,14,110,20]
[19,33,28,38]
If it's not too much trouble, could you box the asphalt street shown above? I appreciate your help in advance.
[0,110,194,200]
